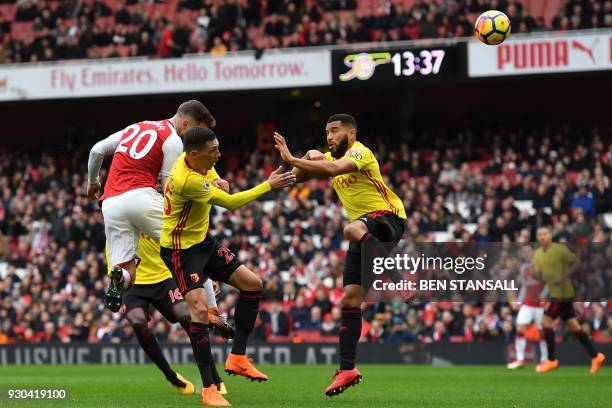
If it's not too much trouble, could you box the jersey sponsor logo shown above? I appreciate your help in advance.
[190,273,200,283]
[346,149,363,160]
[332,174,357,189]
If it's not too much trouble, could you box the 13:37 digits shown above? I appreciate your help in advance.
[391,50,446,76]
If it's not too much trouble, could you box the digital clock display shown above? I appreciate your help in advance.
[332,45,466,84]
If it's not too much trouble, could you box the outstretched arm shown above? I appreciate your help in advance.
[274,133,357,178]
[208,182,272,210]
[207,166,295,210]
[293,150,326,182]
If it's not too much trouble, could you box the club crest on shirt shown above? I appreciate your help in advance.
[190,273,200,283]
[203,180,211,190]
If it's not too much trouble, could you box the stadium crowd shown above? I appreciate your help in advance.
[0,122,610,346]
[0,0,611,63]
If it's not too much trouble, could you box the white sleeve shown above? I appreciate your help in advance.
[160,134,184,188]
[87,130,123,184]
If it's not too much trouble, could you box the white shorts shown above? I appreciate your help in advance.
[516,305,544,328]
[102,187,163,266]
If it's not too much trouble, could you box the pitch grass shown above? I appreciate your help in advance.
[3,364,610,407]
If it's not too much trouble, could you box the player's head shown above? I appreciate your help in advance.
[184,127,220,171]
[326,114,357,159]
[536,225,553,246]
[174,100,216,137]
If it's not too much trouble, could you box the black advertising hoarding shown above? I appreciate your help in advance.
[332,42,467,85]
[2,342,610,365]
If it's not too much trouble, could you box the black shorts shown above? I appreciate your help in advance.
[160,235,241,296]
[545,300,576,321]
[123,278,184,323]
[344,210,406,287]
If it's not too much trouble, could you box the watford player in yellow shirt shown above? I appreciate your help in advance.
[274,114,407,396]
[160,127,295,406]
[532,225,605,374]
[106,234,230,396]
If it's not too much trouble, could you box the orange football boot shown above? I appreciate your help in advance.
[325,368,362,396]
[172,372,195,395]
[201,384,231,407]
[590,352,605,374]
[224,353,268,382]
[536,359,559,373]
[208,307,235,339]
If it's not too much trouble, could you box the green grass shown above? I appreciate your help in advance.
[2,364,610,407]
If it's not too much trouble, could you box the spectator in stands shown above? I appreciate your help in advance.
[289,295,310,330]
[210,36,227,56]
[262,299,290,336]
[41,321,61,343]
[572,185,595,218]
[0,10,10,34]
[114,1,131,25]
[157,22,174,58]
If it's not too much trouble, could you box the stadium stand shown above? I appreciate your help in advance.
[0,0,610,63]
[0,122,609,345]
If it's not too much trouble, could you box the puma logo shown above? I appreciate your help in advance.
[571,40,596,63]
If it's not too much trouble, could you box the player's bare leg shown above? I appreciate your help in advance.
[224,266,268,382]
[508,323,528,369]
[325,283,363,396]
[127,307,195,394]
[106,260,137,312]
[185,287,230,406]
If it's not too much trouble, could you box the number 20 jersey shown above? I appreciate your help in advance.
[99,119,182,203]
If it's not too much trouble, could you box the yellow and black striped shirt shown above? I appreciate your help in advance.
[324,141,406,221]
[161,153,272,250]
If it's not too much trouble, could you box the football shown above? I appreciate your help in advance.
[474,10,511,45]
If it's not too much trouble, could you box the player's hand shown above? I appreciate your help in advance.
[267,165,296,189]
[87,182,101,200]
[306,149,326,161]
[214,178,229,193]
[273,132,295,164]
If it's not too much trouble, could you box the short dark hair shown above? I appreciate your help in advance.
[327,114,358,131]
[184,127,217,152]
[177,100,216,128]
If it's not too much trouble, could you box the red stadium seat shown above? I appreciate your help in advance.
[468,161,488,173]
[267,335,292,343]
[296,329,323,342]
[96,16,115,29]
[10,21,33,41]
[566,171,579,187]
[0,4,17,20]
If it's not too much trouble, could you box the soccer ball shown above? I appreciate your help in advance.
[474,10,511,45]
